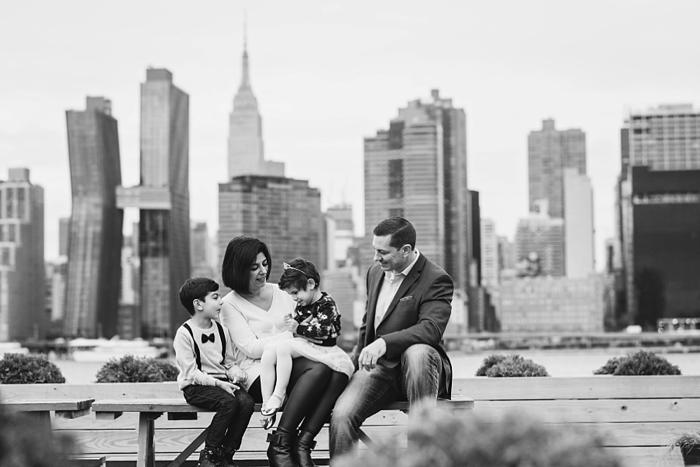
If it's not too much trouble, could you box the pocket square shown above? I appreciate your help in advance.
[399,296,414,302]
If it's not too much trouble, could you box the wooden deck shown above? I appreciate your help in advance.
[2,376,697,466]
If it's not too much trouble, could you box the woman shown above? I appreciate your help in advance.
[220,236,348,467]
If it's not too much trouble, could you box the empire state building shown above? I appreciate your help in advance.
[227,34,284,178]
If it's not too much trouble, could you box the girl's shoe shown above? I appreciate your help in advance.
[260,393,285,429]
[260,410,277,430]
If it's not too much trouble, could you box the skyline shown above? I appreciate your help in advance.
[2,1,700,267]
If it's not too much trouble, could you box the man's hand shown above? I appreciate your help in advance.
[358,338,387,370]
[216,380,239,396]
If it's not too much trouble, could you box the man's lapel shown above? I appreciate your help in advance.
[376,254,426,329]
[365,266,384,343]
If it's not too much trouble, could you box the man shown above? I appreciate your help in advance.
[330,217,453,458]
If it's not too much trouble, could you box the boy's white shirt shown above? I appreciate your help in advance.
[173,318,246,390]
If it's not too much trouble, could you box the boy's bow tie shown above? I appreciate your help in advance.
[201,333,215,344]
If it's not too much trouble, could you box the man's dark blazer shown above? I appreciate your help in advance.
[352,253,454,398]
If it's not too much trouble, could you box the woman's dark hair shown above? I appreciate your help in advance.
[278,258,321,291]
[373,217,416,249]
[222,236,272,294]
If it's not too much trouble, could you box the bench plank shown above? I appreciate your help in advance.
[452,375,700,400]
[1,399,94,412]
[475,398,700,423]
[91,398,472,414]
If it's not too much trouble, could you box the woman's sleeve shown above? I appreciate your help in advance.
[223,328,248,384]
[221,300,266,358]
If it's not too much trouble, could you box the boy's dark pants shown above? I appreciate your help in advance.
[183,385,255,451]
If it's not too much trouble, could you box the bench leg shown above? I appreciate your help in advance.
[167,428,208,467]
[28,411,52,439]
[358,428,372,446]
[137,413,161,467]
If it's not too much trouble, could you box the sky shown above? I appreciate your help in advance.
[2,0,700,268]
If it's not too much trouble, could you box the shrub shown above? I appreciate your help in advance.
[476,354,549,377]
[475,354,507,376]
[95,355,178,383]
[154,359,179,380]
[594,350,681,375]
[335,405,621,467]
[0,353,65,384]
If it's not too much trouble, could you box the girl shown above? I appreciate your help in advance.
[259,258,354,429]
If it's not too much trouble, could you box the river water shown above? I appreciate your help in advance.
[52,348,700,383]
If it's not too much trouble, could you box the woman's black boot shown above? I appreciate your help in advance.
[267,428,298,467]
[294,431,317,467]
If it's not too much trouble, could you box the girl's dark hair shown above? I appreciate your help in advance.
[278,258,321,291]
[221,236,272,294]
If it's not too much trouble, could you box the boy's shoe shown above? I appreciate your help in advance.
[198,447,224,467]
[220,448,241,467]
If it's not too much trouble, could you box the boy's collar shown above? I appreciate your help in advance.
[190,316,215,330]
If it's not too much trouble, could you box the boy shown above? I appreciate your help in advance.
[174,278,254,467]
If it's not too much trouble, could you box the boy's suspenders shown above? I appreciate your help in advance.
[182,321,227,371]
[214,320,226,365]
[182,323,202,370]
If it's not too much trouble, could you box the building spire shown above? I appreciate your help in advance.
[240,13,250,89]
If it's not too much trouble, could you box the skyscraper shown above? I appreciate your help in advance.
[0,168,46,340]
[618,104,700,327]
[58,216,70,257]
[563,168,595,278]
[324,204,354,270]
[218,175,323,281]
[227,33,284,179]
[528,119,586,218]
[363,89,470,292]
[64,97,123,337]
[515,203,565,277]
[191,222,215,278]
[480,218,499,289]
[117,68,190,338]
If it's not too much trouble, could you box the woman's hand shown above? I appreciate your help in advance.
[282,313,299,332]
[226,367,247,385]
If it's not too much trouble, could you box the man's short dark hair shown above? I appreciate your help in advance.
[373,217,416,249]
[179,278,219,315]
[221,236,272,294]
[278,258,321,291]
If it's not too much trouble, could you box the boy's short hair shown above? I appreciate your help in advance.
[373,217,416,249]
[179,278,219,315]
[278,258,321,291]
[221,236,272,294]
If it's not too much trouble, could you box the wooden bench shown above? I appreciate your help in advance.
[0,382,472,466]
[92,397,474,467]
[451,375,700,467]
[0,395,102,466]
[6,376,695,467]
